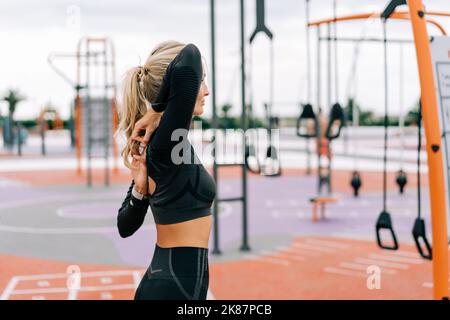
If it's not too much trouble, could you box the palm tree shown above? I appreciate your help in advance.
[2,89,25,148]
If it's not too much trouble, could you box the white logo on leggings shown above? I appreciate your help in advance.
[149,266,162,274]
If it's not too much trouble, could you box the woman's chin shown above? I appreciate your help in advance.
[193,108,203,116]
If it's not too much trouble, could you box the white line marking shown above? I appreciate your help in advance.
[207,289,216,300]
[12,270,144,281]
[276,245,320,257]
[323,267,367,278]
[292,242,336,253]
[100,277,113,284]
[244,253,290,266]
[275,252,305,262]
[368,253,424,265]
[339,262,397,275]
[37,280,50,287]
[100,292,113,300]
[260,249,305,262]
[0,277,19,300]
[10,284,136,296]
[0,224,156,234]
[382,250,423,258]
[305,238,350,249]
[354,258,410,270]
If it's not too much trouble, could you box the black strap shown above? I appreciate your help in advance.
[325,102,344,140]
[412,102,432,260]
[375,20,399,251]
[376,211,399,250]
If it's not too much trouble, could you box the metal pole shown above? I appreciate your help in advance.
[86,40,92,187]
[305,0,311,175]
[103,44,110,187]
[210,0,221,255]
[316,25,322,194]
[399,43,405,169]
[406,0,449,299]
[17,121,22,156]
[326,22,332,194]
[41,120,46,155]
[240,0,250,252]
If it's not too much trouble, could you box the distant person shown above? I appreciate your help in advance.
[116,41,215,300]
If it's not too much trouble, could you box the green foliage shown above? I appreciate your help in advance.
[2,89,25,117]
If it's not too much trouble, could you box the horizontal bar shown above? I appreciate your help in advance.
[308,11,446,35]
[319,36,414,43]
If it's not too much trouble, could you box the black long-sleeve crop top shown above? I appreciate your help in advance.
[117,43,216,237]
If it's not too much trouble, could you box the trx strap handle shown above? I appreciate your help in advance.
[412,217,432,260]
[325,102,345,140]
[296,103,318,138]
[376,211,399,250]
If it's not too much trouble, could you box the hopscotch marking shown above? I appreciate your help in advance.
[1,269,217,300]
[0,270,143,300]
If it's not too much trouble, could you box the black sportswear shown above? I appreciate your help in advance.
[117,43,216,237]
[134,244,209,300]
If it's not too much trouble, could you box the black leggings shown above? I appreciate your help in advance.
[134,244,209,300]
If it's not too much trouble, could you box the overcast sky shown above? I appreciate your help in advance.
[1,0,450,120]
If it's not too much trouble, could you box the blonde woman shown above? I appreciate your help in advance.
[117,41,216,300]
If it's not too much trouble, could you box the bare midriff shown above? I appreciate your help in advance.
[155,214,212,249]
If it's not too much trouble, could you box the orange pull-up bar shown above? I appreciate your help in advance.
[308,11,447,35]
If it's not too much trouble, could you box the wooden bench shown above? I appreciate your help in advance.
[309,196,339,222]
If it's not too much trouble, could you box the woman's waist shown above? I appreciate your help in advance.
[155,214,212,248]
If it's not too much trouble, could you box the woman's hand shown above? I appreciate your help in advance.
[131,111,155,146]
[130,143,148,195]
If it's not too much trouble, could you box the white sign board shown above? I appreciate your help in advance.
[430,36,450,232]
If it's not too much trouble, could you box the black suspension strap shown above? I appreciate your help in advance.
[297,0,318,139]
[325,0,344,141]
[412,102,432,260]
[376,20,399,251]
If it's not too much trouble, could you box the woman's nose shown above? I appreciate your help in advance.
[204,84,210,96]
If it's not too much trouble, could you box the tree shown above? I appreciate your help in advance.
[220,103,233,128]
[405,98,420,126]
[344,97,376,126]
[3,89,25,117]
[2,89,25,148]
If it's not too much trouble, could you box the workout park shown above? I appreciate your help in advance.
[1,0,450,301]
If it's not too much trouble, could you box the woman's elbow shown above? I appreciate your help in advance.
[117,217,135,238]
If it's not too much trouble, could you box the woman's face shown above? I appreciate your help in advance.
[193,73,209,116]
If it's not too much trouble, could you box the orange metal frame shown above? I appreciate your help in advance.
[75,37,119,176]
[308,11,447,35]
[308,2,450,300]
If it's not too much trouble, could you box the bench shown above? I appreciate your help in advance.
[309,196,339,222]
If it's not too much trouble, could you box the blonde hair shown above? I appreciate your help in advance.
[117,40,186,169]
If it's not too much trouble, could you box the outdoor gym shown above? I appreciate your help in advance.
[0,0,450,302]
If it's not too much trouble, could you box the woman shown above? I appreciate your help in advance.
[116,41,216,300]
